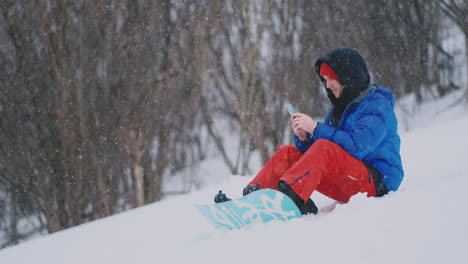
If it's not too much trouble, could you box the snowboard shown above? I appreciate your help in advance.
[195,189,302,230]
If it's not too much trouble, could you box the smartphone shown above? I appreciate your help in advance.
[286,104,297,114]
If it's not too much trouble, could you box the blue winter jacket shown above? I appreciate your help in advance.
[294,48,404,191]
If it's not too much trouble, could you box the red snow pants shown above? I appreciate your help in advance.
[248,139,377,203]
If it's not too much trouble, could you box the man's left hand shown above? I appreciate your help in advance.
[291,113,318,134]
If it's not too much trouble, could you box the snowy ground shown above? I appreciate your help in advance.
[1,93,467,264]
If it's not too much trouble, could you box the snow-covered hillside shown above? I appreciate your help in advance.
[1,95,467,264]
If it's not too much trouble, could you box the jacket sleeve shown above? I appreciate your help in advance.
[293,133,314,152]
[312,97,391,159]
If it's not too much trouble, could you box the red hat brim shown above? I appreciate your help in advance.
[319,62,340,83]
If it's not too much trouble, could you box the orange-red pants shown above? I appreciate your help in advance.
[248,139,377,203]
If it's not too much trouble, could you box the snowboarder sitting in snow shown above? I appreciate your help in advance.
[215,48,404,215]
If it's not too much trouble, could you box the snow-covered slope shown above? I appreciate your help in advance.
[1,102,467,264]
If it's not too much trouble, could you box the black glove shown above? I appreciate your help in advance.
[214,190,231,203]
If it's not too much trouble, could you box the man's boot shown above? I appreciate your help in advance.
[278,181,318,215]
[243,182,261,196]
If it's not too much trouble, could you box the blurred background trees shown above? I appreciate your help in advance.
[0,0,465,247]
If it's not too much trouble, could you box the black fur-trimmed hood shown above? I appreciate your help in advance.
[315,48,371,104]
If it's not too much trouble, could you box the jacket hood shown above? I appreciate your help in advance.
[374,85,396,108]
[315,48,370,97]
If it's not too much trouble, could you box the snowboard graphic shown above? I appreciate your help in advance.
[195,189,302,230]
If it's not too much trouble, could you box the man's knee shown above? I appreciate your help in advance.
[314,139,333,147]
[274,145,299,158]
[276,145,297,153]
[311,139,342,152]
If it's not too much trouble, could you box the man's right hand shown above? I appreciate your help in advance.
[290,114,307,141]
[295,129,307,142]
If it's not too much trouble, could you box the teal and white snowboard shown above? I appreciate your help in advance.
[195,189,301,230]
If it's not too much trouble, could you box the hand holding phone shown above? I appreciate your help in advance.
[288,104,302,141]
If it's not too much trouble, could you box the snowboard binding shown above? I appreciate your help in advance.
[214,190,231,203]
